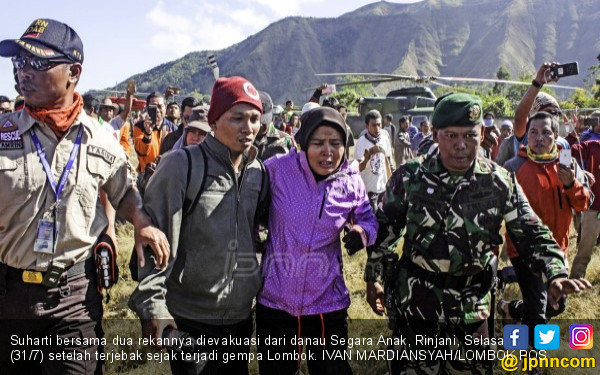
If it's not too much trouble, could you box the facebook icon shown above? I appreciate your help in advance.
[504,324,529,350]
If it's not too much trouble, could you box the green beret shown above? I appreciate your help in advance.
[432,93,483,129]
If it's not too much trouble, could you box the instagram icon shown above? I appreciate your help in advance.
[570,325,593,349]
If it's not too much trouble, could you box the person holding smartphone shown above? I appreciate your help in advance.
[499,112,591,342]
[513,62,573,152]
[133,92,177,175]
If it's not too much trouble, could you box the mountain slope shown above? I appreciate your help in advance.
[120,0,600,104]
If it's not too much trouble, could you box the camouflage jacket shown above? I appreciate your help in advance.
[366,152,568,283]
[254,123,294,161]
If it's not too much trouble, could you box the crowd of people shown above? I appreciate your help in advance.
[0,18,599,375]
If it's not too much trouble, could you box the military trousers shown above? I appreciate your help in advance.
[387,265,493,374]
[389,318,492,375]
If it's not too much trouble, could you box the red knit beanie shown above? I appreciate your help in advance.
[207,76,263,124]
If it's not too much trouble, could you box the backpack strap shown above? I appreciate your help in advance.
[169,144,208,284]
[182,144,208,217]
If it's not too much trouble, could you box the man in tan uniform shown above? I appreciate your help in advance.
[0,18,169,375]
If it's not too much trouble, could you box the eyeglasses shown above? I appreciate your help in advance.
[11,55,72,71]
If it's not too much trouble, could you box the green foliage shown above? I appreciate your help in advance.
[329,76,374,112]
[187,90,211,104]
[482,94,514,118]
[560,88,600,110]
[492,66,511,95]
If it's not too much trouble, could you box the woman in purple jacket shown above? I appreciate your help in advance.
[256,107,378,375]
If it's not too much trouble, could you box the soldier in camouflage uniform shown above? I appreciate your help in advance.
[364,93,591,374]
[255,91,294,161]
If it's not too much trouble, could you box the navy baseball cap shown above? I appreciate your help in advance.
[0,18,83,63]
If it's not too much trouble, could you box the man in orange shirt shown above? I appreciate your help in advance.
[499,112,591,339]
[133,92,176,174]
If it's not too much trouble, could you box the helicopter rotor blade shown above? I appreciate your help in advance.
[302,77,402,92]
[433,76,583,90]
[316,72,418,80]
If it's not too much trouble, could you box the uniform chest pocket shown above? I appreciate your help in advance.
[86,153,113,184]
[0,155,26,192]
[460,198,504,253]
[405,191,444,250]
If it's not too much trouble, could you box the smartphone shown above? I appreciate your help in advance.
[550,62,579,79]
[147,105,158,124]
[322,84,335,95]
[584,117,599,127]
[559,149,571,166]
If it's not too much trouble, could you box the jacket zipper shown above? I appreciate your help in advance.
[318,186,329,219]
[222,163,249,319]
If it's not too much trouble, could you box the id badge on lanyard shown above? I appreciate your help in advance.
[34,209,59,254]
[30,125,83,254]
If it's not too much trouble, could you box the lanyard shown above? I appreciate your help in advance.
[30,125,84,203]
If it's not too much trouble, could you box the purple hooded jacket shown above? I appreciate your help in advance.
[257,148,378,316]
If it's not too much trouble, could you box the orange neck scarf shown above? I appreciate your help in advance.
[25,92,83,139]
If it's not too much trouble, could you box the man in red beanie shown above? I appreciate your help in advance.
[130,76,270,375]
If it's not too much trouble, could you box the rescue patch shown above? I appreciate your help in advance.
[87,145,115,164]
[0,124,23,149]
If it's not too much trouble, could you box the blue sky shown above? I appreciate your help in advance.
[0,0,418,98]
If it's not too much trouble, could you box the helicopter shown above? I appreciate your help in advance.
[314,72,583,137]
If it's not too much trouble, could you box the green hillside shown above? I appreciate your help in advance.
[115,0,600,104]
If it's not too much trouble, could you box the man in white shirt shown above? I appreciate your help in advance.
[354,109,392,212]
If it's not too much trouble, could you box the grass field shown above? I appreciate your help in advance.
[103,221,600,375]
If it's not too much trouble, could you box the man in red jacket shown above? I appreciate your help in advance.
[499,112,591,338]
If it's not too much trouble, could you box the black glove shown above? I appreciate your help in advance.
[342,224,367,255]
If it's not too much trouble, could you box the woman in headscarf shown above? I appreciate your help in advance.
[256,107,378,375]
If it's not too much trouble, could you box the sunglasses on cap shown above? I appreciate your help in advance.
[11,55,73,71]
[540,107,562,117]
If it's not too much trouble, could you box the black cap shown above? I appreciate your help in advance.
[0,95,10,103]
[295,107,347,150]
[259,91,273,125]
[181,96,201,112]
[0,19,83,63]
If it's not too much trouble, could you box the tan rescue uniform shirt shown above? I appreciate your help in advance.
[0,110,133,271]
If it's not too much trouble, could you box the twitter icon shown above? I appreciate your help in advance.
[535,324,560,350]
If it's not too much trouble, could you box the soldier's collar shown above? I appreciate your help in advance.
[428,154,491,175]
[472,157,493,174]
